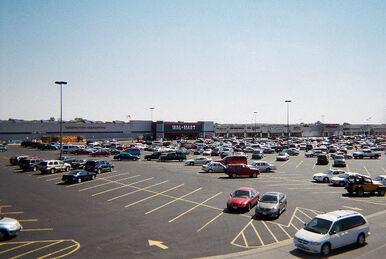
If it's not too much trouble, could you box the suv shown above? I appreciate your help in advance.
[144,151,162,161]
[159,152,186,162]
[294,210,370,256]
[345,174,385,196]
[252,150,264,159]
[19,158,43,172]
[84,160,114,174]
[316,154,329,165]
[38,160,71,174]
[225,164,260,178]
[216,155,247,165]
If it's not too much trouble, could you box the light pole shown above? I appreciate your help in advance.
[254,112,258,139]
[285,100,292,148]
[55,81,67,159]
[150,107,155,121]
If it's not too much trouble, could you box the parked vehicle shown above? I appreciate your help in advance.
[373,175,386,186]
[9,155,29,166]
[316,154,329,165]
[62,144,83,154]
[201,162,227,173]
[70,148,94,155]
[144,151,162,161]
[227,187,260,211]
[0,216,22,241]
[284,148,299,156]
[19,158,43,172]
[84,160,114,174]
[313,169,346,183]
[122,148,141,156]
[62,170,96,183]
[90,149,111,157]
[330,172,361,187]
[250,161,277,172]
[294,210,370,256]
[185,157,212,166]
[251,149,264,159]
[255,192,287,218]
[70,159,87,169]
[345,174,385,196]
[0,144,7,152]
[159,152,186,162]
[262,148,275,154]
[276,152,289,161]
[225,164,260,178]
[332,155,346,167]
[37,160,71,174]
[114,153,140,161]
[353,149,381,159]
[216,155,247,165]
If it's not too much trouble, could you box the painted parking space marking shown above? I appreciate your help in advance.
[21,228,53,232]
[312,164,316,170]
[343,206,363,211]
[78,175,140,192]
[64,171,120,188]
[46,177,62,182]
[107,180,167,201]
[295,161,303,168]
[0,211,24,215]
[146,187,203,215]
[341,196,386,206]
[383,168,386,173]
[168,192,222,223]
[197,212,224,232]
[363,166,371,176]
[0,240,80,259]
[90,175,144,196]
[231,207,323,249]
[125,184,184,208]
[280,160,290,167]
[18,219,38,222]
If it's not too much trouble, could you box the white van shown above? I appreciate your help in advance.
[62,144,83,154]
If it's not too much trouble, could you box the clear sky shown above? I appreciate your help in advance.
[1,0,385,125]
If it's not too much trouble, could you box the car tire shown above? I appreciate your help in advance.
[0,230,8,241]
[109,167,112,172]
[356,233,365,247]
[50,168,55,174]
[33,166,37,172]
[208,169,213,173]
[97,169,101,174]
[252,172,257,178]
[321,243,331,256]
[323,177,329,183]
[77,178,81,183]
[231,173,237,178]
[378,188,385,196]
[92,175,96,180]
[66,167,70,172]
[339,181,345,187]
[357,187,364,197]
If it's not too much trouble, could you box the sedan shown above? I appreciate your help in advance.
[70,148,94,155]
[250,161,277,172]
[90,149,111,157]
[276,152,289,161]
[114,153,140,161]
[331,172,361,187]
[185,157,212,166]
[333,155,346,167]
[225,164,260,178]
[201,162,227,173]
[284,148,300,156]
[312,169,346,183]
[227,187,260,211]
[62,170,96,183]
[0,216,22,240]
[255,192,287,218]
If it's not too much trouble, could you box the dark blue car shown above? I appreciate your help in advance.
[62,170,96,183]
[114,153,140,161]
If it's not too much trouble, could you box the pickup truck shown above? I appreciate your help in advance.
[353,149,381,159]
[159,152,186,162]
[144,151,162,161]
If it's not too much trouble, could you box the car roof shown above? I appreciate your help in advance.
[316,210,363,221]
[262,192,282,196]
[236,187,255,192]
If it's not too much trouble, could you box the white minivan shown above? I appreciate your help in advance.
[294,210,370,256]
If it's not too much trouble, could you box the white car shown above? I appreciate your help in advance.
[373,175,386,186]
[0,217,22,240]
[276,152,289,161]
[202,149,212,156]
[294,210,370,256]
[330,172,361,187]
[201,162,227,173]
[185,157,212,166]
[250,161,277,172]
[313,169,346,183]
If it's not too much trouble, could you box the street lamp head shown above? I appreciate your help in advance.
[150,107,155,110]
[285,100,292,103]
[55,81,67,85]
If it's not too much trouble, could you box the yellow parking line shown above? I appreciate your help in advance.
[46,177,61,182]
[18,219,38,222]
[262,221,279,243]
[278,224,291,239]
[10,240,62,259]
[125,184,184,208]
[280,160,290,167]
[295,161,303,168]
[297,209,313,219]
[168,192,222,223]
[0,242,33,255]
[382,168,386,173]
[37,174,63,179]
[346,163,350,172]
[0,205,12,208]
[21,228,53,232]
[250,221,265,246]
[291,223,299,231]
[37,244,78,259]
[107,180,167,201]
[294,215,305,224]
[241,232,248,248]
[146,187,203,215]
[65,172,124,188]
[90,175,142,196]
[197,212,223,232]
[0,212,24,215]
[363,166,371,176]
[312,164,316,170]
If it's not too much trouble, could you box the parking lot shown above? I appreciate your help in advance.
[1,145,385,258]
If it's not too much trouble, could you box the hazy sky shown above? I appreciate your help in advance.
[1,0,385,125]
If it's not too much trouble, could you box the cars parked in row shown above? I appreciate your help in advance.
[201,162,227,173]
[276,152,289,161]
[62,170,96,183]
[114,153,140,161]
[84,160,114,174]
[249,161,277,172]
[19,158,43,172]
[185,157,212,166]
[38,160,71,174]
[313,169,346,183]
[345,174,385,196]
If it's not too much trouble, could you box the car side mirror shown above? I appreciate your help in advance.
[230,193,233,197]
[330,230,336,235]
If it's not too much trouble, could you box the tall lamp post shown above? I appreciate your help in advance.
[150,107,155,121]
[254,111,258,139]
[55,81,67,159]
[285,100,292,148]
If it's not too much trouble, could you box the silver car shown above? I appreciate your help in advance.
[255,192,287,218]
[0,217,22,240]
[185,157,212,166]
[201,162,226,173]
[250,161,277,172]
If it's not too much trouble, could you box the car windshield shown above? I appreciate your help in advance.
[39,161,48,166]
[304,217,332,235]
[233,190,250,198]
[278,152,285,156]
[373,176,383,181]
[260,195,277,203]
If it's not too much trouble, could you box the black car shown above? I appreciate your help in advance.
[144,151,161,161]
[9,155,29,166]
[114,153,140,161]
[70,159,87,169]
[19,158,43,172]
[316,154,329,165]
[62,170,96,183]
[84,160,114,174]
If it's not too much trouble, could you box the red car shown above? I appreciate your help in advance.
[216,155,248,165]
[227,187,260,211]
[71,148,93,155]
[225,164,260,178]
[90,149,111,157]
[116,145,129,150]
